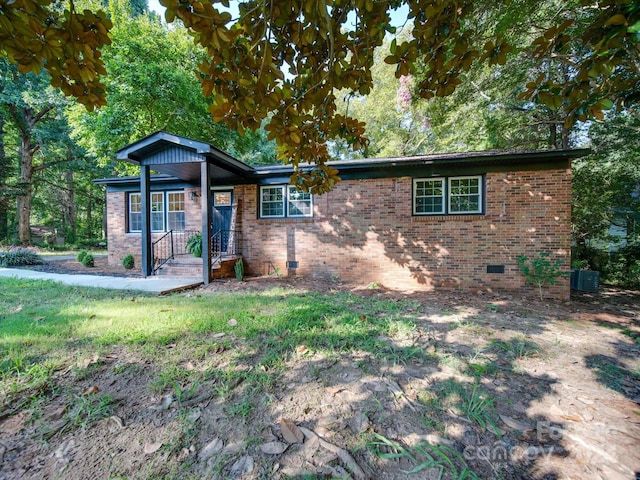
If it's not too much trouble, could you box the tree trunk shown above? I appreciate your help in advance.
[86,190,92,240]
[17,133,34,244]
[0,113,8,240]
[64,169,76,241]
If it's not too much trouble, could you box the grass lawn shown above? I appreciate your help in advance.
[1,276,639,480]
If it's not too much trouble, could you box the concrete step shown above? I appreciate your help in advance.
[155,255,241,278]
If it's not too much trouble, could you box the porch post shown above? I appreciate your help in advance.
[201,160,212,284]
[140,165,153,277]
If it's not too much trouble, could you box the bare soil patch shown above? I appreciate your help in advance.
[1,273,639,480]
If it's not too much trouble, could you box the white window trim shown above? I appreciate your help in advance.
[448,176,483,214]
[167,190,186,231]
[128,192,142,233]
[287,186,313,218]
[259,185,314,219]
[413,178,445,215]
[127,190,186,233]
[413,175,483,215]
[260,186,286,218]
[150,192,165,232]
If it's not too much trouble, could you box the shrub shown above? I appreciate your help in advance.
[81,253,94,267]
[76,250,89,263]
[517,253,567,300]
[0,248,43,267]
[122,254,135,270]
[234,258,244,281]
[186,232,203,258]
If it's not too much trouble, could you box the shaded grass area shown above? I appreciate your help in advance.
[0,277,422,406]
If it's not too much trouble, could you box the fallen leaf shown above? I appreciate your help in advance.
[89,314,96,319]
[296,345,309,355]
[214,345,225,354]
[10,305,23,314]
[144,442,163,454]
[499,414,533,432]
[82,386,100,396]
[351,410,370,433]
[213,332,225,338]
[177,448,190,462]
[77,354,100,368]
[199,437,224,461]
[47,404,68,422]
[280,418,304,444]
[228,318,238,326]
[33,316,45,322]
[186,362,196,371]
[560,414,582,422]
[160,394,173,410]
[325,385,344,396]
[260,441,288,455]
[109,416,125,429]
[229,455,254,476]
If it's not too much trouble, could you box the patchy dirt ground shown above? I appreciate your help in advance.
[1,266,639,480]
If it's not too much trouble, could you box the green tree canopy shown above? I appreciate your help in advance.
[2,0,638,192]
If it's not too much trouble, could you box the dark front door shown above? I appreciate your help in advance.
[211,190,233,252]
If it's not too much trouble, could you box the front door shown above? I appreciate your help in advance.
[211,190,233,252]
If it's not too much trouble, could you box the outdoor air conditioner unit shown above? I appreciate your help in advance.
[570,270,600,292]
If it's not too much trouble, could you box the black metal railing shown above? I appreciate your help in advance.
[152,231,173,274]
[211,229,241,264]
[152,229,201,274]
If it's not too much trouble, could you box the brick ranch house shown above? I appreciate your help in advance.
[95,131,589,299]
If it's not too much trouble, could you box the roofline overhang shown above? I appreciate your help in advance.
[253,148,590,177]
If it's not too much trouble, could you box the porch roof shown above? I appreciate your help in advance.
[115,131,255,184]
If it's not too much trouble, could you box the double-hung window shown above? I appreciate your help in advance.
[413,175,483,215]
[260,185,313,218]
[167,192,185,231]
[129,193,142,232]
[128,191,186,232]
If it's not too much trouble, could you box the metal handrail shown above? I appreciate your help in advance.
[152,229,201,274]
[152,230,173,274]
[211,229,241,266]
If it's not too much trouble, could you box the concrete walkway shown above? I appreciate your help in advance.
[0,268,202,294]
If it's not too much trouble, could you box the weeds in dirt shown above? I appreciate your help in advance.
[460,382,499,434]
[369,432,481,478]
[64,392,115,432]
[488,337,541,360]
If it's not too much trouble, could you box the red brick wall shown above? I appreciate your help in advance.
[105,188,202,271]
[106,168,571,299]
[234,168,572,299]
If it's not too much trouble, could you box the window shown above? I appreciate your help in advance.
[287,186,312,217]
[129,193,142,232]
[413,176,483,215]
[167,192,185,231]
[260,186,285,218]
[449,176,481,214]
[128,191,186,232]
[260,185,313,218]
[151,192,164,231]
[414,179,445,215]
[214,192,232,206]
